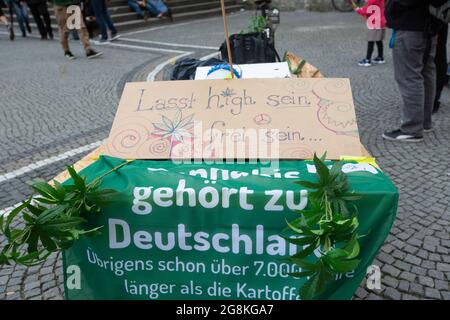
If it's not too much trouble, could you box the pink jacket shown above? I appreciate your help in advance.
[356,0,386,29]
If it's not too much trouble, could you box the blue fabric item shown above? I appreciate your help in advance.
[7,0,29,34]
[207,64,242,79]
[389,29,396,49]
[128,0,144,17]
[147,0,167,14]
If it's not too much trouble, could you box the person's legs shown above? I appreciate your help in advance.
[366,41,375,60]
[422,36,437,129]
[74,12,92,52]
[128,0,144,17]
[393,31,428,136]
[39,2,53,38]
[376,41,384,59]
[145,1,159,16]
[91,0,107,40]
[434,24,448,112]
[20,2,30,26]
[148,0,167,14]
[54,5,70,52]
[11,1,26,35]
[100,0,117,35]
[28,3,46,38]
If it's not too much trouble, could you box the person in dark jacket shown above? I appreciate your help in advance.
[26,0,53,39]
[383,0,444,142]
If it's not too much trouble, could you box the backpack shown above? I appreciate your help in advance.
[220,32,280,64]
[430,0,450,23]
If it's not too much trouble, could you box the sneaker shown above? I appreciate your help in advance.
[358,58,371,67]
[382,129,423,142]
[94,38,110,45]
[373,57,386,64]
[110,33,120,41]
[86,49,103,59]
[64,51,76,60]
[423,127,433,133]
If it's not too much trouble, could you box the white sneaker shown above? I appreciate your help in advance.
[94,38,110,45]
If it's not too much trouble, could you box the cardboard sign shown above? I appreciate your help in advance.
[104,78,362,160]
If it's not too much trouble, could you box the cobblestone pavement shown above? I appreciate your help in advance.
[0,10,449,300]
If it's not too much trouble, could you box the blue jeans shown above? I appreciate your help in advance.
[128,0,145,17]
[147,0,167,14]
[128,0,167,17]
[8,0,29,34]
[90,0,117,40]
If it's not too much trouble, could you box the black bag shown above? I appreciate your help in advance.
[220,32,280,64]
[170,58,225,81]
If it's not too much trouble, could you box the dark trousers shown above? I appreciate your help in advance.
[90,0,117,40]
[28,2,52,38]
[393,31,437,135]
[434,24,449,108]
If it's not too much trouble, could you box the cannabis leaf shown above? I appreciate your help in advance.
[284,154,363,300]
[152,110,195,156]
[220,88,236,98]
[0,161,132,266]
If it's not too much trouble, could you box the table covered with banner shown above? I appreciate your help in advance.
[61,155,398,300]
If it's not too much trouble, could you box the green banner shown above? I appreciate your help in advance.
[63,156,398,300]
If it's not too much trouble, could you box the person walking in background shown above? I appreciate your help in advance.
[355,0,386,67]
[5,0,31,37]
[26,0,53,39]
[82,0,98,39]
[433,22,449,113]
[0,0,14,40]
[383,0,443,142]
[53,0,102,60]
[90,0,119,44]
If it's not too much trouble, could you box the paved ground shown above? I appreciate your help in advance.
[0,9,449,300]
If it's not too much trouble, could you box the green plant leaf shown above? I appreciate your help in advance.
[295,180,319,189]
[323,255,360,273]
[4,200,31,238]
[36,205,68,224]
[67,166,86,193]
[313,153,330,184]
[31,181,60,201]
[300,265,332,300]
[282,235,316,246]
[291,239,319,259]
[288,257,320,271]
